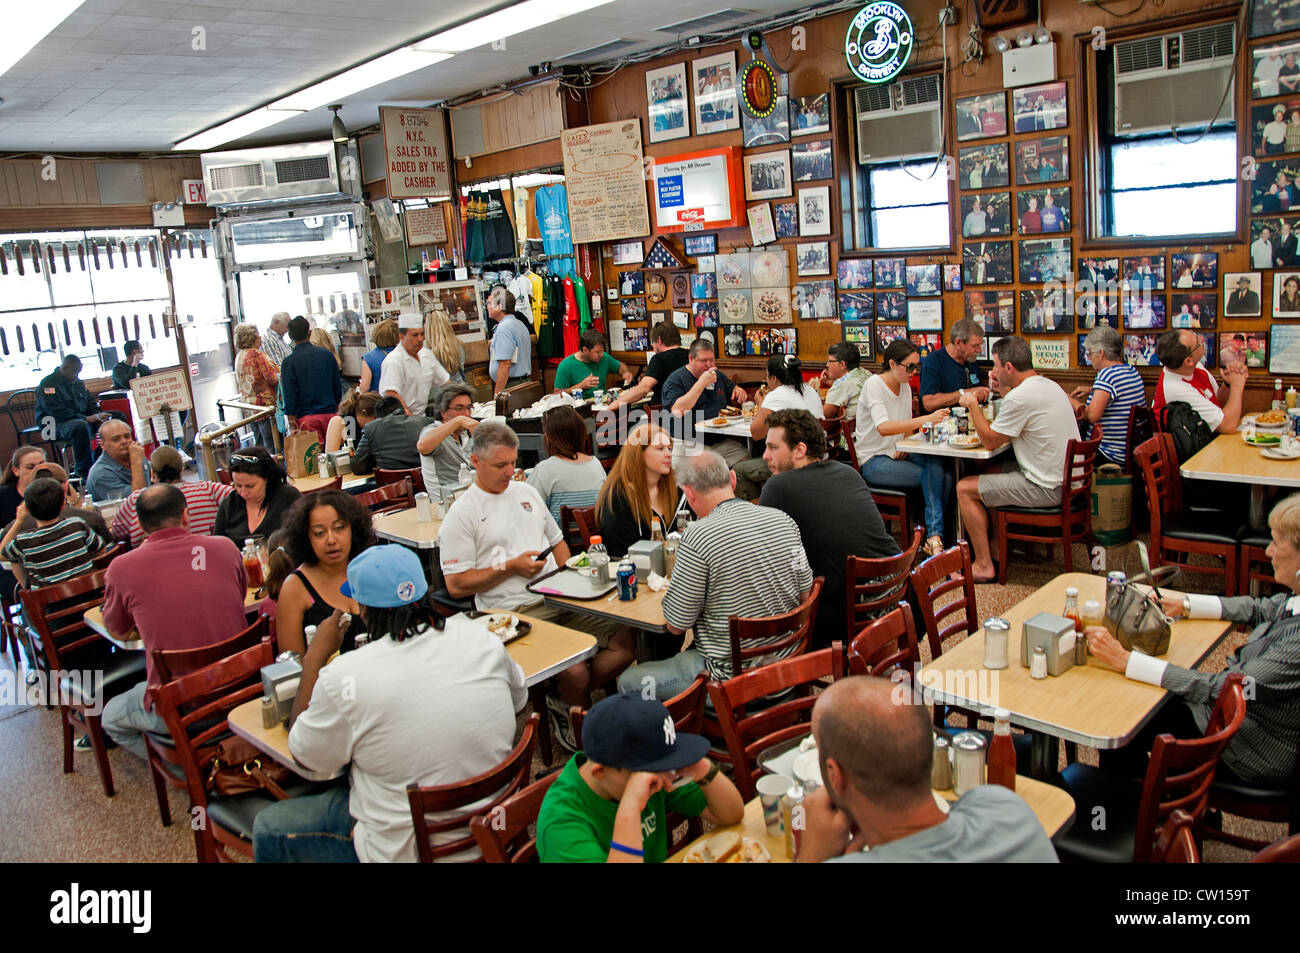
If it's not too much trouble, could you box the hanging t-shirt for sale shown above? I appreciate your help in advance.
[535,185,574,258]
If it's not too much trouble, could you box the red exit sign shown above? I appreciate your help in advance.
[182,179,207,204]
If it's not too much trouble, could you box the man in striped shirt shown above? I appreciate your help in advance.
[0,478,105,588]
[617,450,813,699]
[110,446,231,547]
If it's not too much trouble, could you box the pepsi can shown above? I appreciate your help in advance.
[617,560,636,601]
[920,422,932,444]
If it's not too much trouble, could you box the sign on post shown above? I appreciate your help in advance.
[380,106,451,200]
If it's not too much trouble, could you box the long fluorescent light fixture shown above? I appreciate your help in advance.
[2,1,88,78]
[175,0,617,152]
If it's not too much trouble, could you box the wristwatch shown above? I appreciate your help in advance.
[698,761,720,787]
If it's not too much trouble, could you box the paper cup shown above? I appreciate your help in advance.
[756,774,793,836]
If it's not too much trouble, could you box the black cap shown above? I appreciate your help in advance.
[582,692,709,772]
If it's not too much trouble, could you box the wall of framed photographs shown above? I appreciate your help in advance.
[570,0,1294,394]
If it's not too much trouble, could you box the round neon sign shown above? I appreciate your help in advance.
[845,2,914,85]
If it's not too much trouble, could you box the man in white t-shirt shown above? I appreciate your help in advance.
[1257,52,1283,97]
[253,544,527,862]
[1151,328,1247,435]
[439,420,634,748]
[955,336,1078,582]
[378,312,450,416]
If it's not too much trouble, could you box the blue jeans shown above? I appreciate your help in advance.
[862,454,954,540]
[253,785,358,863]
[56,418,93,480]
[616,648,707,701]
[102,680,166,761]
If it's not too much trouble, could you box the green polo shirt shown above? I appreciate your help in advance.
[554,352,621,397]
[536,753,707,863]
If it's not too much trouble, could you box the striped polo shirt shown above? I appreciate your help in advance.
[110,480,233,547]
[662,498,814,680]
[1089,362,1146,465]
[2,516,105,587]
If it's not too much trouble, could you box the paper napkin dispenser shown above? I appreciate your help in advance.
[324,450,353,476]
[627,540,665,582]
[261,658,303,724]
[1019,612,1076,676]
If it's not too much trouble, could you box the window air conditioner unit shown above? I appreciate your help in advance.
[855,74,942,165]
[1113,23,1235,136]
[201,141,341,207]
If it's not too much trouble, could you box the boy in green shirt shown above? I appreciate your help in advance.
[552,330,634,397]
[536,691,745,862]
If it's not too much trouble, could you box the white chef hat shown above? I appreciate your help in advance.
[397,312,423,330]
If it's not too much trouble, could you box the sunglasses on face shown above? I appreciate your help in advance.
[901,361,921,371]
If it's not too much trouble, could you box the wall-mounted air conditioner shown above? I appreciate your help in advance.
[1114,23,1235,136]
[201,141,341,207]
[855,74,942,165]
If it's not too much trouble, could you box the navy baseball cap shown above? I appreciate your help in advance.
[582,692,709,772]
[340,545,427,608]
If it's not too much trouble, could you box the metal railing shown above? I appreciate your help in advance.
[200,400,280,478]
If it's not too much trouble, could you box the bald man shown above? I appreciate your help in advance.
[85,419,150,502]
[796,677,1057,863]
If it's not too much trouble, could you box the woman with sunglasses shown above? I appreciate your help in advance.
[213,447,302,548]
[855,339,953,558]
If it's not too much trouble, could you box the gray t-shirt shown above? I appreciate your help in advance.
[826,786,1059,863]
[526,455,606,525]
[419,423,472,499]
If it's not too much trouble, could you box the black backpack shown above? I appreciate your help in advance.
[1160,401,1215,463]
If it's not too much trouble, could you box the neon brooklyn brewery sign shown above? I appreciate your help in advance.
[845,2,914,84]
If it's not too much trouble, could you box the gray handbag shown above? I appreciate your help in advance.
[1103,541,1178,657]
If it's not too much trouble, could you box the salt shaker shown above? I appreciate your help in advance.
[983,617,1010,669]
[1030,644,1048,679]
[951,731,987,795]
[931,735,953,791]
[415,491,433,523]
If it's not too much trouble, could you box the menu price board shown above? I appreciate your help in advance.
[405,205,449,245]
[380,106,451,200]
[560,120,651,245]
[649,146,744,233]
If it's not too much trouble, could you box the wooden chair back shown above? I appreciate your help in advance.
[571,672,709,743]
[496,381,543,417]
[908,541,979,660]
[375,467,426,493]
[91,541,128,571]
[1057,430,1103,511]
[848,602,921,677]
[844,527,921,642]
[707,644,844,801]
[727,577,824,678]
[19,569,109,671]
[152,615,273,685]
[406,713,539,862]
[354,477,414,514]
[469,771,561,863]
[215,468,233,486]
[1151,809,1200,863]
[819,418,841,459]
[1252,833,1300,863]
[1132,674,1246,862]
[559,505,597,549]
[1125,405,1158,477]
[1134,434,1182,525]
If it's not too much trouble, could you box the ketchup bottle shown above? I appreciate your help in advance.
[987,708,1017,791]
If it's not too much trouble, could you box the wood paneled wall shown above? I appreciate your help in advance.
[0,156,207,229]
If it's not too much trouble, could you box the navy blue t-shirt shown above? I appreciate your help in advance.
[920,347,982,402]
[661,365,733,439]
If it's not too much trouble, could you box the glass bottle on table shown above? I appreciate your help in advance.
[242,538,265,589]
[1062,586,1081,632]
[987,709,1016,791]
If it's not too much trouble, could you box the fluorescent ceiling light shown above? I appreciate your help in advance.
[272,49,452,112]
[173,110,292,152]
[414,0,619,53]
[1,1,87,77]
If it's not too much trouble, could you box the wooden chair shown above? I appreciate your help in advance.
[819,418,844,462]
[1055,674,1247,863]
[844,527,922,645]
[1124,404,1158,478]
[151,636,295,862]
[848,602,921,677]
[869,491,912,548]
[1251,832,1300,863]
[90,541,128,571]
[354,477,414,514]
[727,577,823,678]
[707,644,844,801]
[375,466,426,493]
[144,616,274,827]
[215,468,233,486]
[1203,723,1300,851]
[1134,434,1240,596]
[407,713,539,862]
[1151,809,1200,863]
[470,771,561,863]
[1237,528,1276,596]
[908,542,984,731]
[496,381,543,417]
[6,388,70,461]
[570,672,709,853]
[559,505,597,550]
[995,431,1103,584]
[20,570,146,797]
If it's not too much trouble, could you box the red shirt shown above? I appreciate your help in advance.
[102,527,249,708]
[1152,365,1220,423]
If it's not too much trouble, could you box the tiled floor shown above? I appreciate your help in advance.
[0,535,1282,861]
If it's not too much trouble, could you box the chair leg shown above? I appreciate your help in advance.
[529,685,555,766]
[85,714,115,797]
[61,712,74,775]
[150,763,173,827]
[1061,519,1074,573]
[996,512,1009,585]
[1225,549,1240,598]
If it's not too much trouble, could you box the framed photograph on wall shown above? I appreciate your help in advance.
[1250,216,1300,267]
[874,258,905,288]
[742,96,790,147]
[1253,40,1300,97]
[962,241,1013,285]
[837,258,873,289]
[1123,333,1163,367]
[790,93,831,136]
[908,299,943,331]
[1124,294,1167,329]
[905,264,941,296]
[943,264,963,291]
[645,62,690,143]
[1016,188,1071,234]
[797,186,832,236]
[955,91,1007,141]
[961,192,1011,237]
[794,280,836,319]
[610,240,643,265]
[795,241,830,276]
[791,139,832,181]
[691,52,740,135]
[838,291,874,323]
[690,273,717,300]
[620,298,648,322]
[1253,3,1300,38]
[876,322,909,355]
[1169,293,1217,329]
[1224,272,1263,316]
[1019,238,1072,283]
[683,233,717,256]
[774,201,799,238]
[1019,289,1071,333]
[770,327,798,355]
[965,290,1015,333]
[876,291,908,321]
[1270,324,1300,373]
[1011,82,1068,133]
[1015,136,1069,184]
[744,151,792,200]
[1275,270,1300,316]
[842,322,874,361]
[618,271,644,295]
[958,142,1010,189]
[1170,252,1218,288]
[1121,255,1165,291]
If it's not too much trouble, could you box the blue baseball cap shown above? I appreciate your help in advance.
[582,692,709,772]
[340,545,428,608]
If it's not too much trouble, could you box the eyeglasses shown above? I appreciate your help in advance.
[901,361,921,371]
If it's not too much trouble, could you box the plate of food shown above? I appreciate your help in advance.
[702,417,734,428]
[1262,445,1300,460]
[565,552,591,570]
[682,832,771,864]
[948,434,982,449]
[1247,410,1288,430]
[485,613,530,643]
[1244,431,1283,446]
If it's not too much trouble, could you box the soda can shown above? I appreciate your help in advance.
[571,388,584,400]
[920,422,932,443]
[617,560,636,601]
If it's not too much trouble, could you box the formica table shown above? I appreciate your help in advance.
[84,587,263,651]
[288,472,372,493]
[893,434,1012,534]
[372,506,442,550]
[919,572,1234,777]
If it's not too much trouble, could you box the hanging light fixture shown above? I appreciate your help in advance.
[329,105,348,143]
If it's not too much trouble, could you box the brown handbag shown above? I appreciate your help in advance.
[1103,542,1178,657]
[206,737,295,799]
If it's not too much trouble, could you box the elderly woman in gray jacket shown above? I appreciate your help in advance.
[1087,493,1300,786]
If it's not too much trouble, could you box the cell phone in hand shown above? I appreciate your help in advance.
[535,542,558,562]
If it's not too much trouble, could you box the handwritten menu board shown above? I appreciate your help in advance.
[561,120,650,245]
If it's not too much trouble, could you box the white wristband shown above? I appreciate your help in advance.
[1185,594,1222,620]
[1125,651,1169,687]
